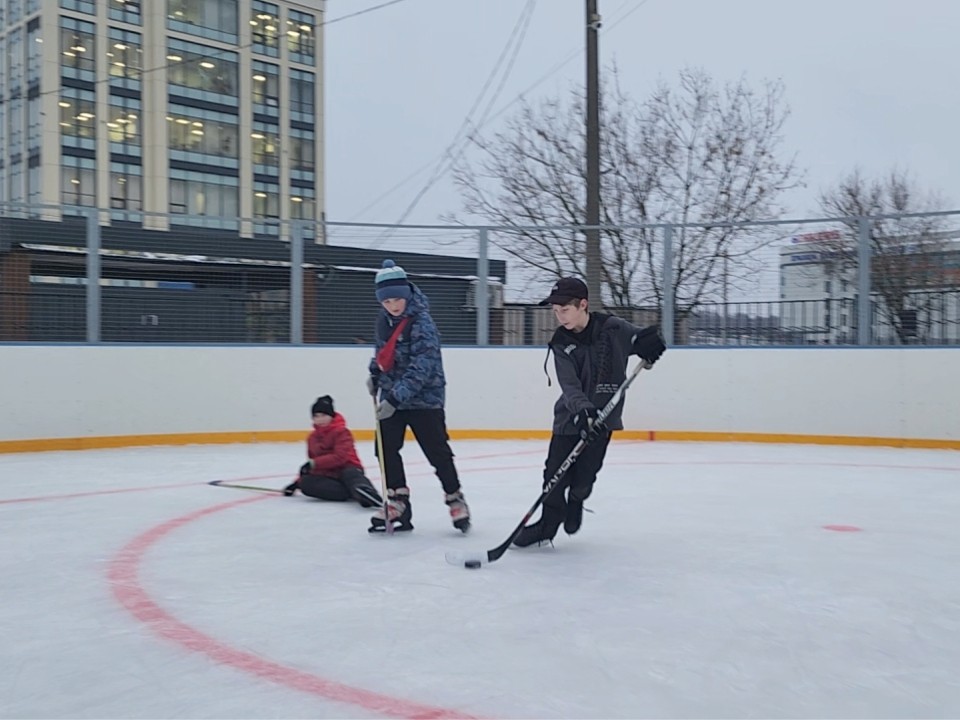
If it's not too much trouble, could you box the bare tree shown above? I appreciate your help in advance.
[817,169,953,344]
[446,67,803,329]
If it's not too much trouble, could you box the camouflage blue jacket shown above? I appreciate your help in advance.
[369,284,446,410]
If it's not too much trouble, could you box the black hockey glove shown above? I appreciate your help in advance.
[283,480,299,496]
[573,406,606,442]
[632,325,666,366]
[299,461,313,476]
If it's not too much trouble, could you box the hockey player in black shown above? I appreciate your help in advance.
[513,277,666,547]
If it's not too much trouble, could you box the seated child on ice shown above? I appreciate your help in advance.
[283,395,383,507]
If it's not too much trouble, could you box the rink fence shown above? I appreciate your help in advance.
[1,346,958,453]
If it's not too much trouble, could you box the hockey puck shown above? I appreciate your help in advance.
[464,560,482,569]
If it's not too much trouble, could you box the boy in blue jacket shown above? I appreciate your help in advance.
[366,260,470,534]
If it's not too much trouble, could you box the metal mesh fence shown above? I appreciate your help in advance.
[2,204,960,346]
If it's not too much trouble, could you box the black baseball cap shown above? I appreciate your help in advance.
[539,277,589,306]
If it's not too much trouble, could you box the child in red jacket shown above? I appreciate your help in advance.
[283,396,383,507]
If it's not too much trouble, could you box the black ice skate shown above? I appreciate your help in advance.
[369,487,413,533]
[564,494,584,535]
[444,490,471,533]
[512,515,561,548]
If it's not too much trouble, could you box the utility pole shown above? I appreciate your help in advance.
[585,0,602,307]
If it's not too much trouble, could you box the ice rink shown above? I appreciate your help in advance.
[3,438,960,719]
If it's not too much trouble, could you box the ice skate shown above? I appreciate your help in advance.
[369,487,413,533]
[513,513,561,548]
[444,490,471,533]
[564,494,584,535]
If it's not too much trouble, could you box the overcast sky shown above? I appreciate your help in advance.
[324,0,959,228]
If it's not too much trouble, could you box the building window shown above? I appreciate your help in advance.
[253,180,279,235]
[286,9,315,66]
[289,126,314,178]
[28,164,41,204]
[251,60,279,117]
[60,16,95,82]
[290,186,315,221]
[169,169,239,227]
[110,161,142,212]
[61,155,96,207]
[289,69,314,122]
[251,1,280,57]
[167,39,238,100]
[0,103,6,174]
[168,0,238,44]
[8,97,24,157]
[27,97,41,154]
[9,161,25,203]
[60,0,95,14]
[108,95,140,154]
[27,22,41,90]
[167,103,238,168]
[26,0,40,13]
[107,28,142,89]
[60,87,96,150]
[251,122,278,174]
[8,27,24,90]
[109,0,141,25]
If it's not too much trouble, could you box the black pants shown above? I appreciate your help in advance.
[377,408,460,494]
[541,431,612,521]
[299,466,377,503]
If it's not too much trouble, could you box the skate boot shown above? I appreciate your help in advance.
[369,487,413,533]
[513,508,562,548]
[444,490,471,533]
[564,493,584,535]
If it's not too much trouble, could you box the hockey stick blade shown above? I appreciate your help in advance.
[452,360,651,568]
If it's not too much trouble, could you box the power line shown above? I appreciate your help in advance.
[369,0,537,242]
[324,0,410,27]
[351,0,651,223]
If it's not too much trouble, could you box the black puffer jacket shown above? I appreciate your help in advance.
[547,312,645,435]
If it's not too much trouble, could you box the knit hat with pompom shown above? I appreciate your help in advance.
[375,259,412,302]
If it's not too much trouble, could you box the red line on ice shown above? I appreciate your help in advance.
[0,481,202,505]
[106,496,477,720]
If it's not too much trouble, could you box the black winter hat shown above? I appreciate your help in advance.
[311,395,335,417]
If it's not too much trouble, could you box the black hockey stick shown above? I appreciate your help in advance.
[208,479,286,494]
[446,359,651,568]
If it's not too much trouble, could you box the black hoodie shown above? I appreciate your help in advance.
[546,312,647,435]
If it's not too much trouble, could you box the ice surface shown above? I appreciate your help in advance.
[2,439,960,719]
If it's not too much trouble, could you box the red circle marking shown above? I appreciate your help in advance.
[822,524,862,532]
[107,496,476,720]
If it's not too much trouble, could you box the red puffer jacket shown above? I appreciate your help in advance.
[306,413,363,475]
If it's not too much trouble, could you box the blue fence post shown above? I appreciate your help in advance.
[857,216,872,346]
[476,227,489,346]
[86,211,101,344]
[290,220,304,345]
[662,224,675,345]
